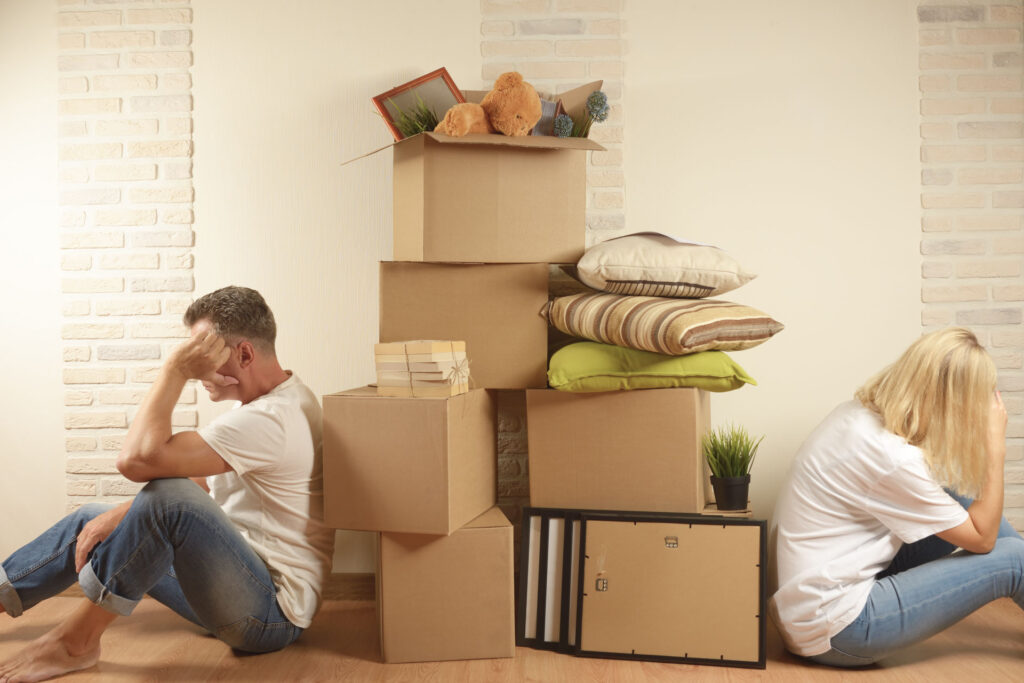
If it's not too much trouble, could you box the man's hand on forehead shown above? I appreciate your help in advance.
[170,326,239,386]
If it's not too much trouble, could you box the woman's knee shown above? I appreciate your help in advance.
[994,535,1024,566]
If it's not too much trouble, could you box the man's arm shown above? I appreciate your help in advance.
[117,330,236,482]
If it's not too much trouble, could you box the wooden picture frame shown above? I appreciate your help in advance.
[372,67,465,141]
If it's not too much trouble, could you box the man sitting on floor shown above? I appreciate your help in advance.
[0,286,334,682]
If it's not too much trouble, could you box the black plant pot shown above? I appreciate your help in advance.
[710,474,750,511]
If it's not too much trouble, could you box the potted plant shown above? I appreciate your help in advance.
[703,425,763,511]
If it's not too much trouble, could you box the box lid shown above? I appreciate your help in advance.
[325,385,473,401]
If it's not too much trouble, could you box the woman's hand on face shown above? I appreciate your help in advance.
[988,390,1007,460]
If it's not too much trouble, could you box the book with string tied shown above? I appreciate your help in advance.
[373,340,470,398]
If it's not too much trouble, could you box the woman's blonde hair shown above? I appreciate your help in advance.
[855,327,996,497]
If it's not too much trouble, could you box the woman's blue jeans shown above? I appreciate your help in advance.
[0,478,302,653]
[809,493,1024,667]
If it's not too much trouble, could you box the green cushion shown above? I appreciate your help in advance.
[548,342,757,393]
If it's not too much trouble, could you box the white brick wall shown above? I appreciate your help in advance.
[918,1,1024,528]
[480,0,626,239]
[57,0,195,509]
[481,0,626,532]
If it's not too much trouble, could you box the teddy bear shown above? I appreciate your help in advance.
[434,71,542,137]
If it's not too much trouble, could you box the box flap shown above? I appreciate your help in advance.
[420,131,603,151]
[464,506,511,531]
[556,80,603,126]
[343,126,603,165]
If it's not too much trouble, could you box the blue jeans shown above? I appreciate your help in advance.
[809,493,1024,667]
[0,478,302,653]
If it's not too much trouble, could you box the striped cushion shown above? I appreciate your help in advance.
[544,293,784,355]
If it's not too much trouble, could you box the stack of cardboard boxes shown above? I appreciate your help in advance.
[323,83,764,668]
[322,84,602,664]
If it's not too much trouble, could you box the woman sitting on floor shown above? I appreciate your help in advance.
[770,326,1023,666]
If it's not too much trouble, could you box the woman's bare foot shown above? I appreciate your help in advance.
[0,631,98,682]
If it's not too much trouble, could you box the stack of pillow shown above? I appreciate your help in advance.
[544,232,783,393]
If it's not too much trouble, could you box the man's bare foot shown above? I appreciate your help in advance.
[0,630,99,682]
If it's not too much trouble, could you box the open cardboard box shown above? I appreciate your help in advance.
[322,386,496,535]
[351,82,605,264]
[378,507,515,663]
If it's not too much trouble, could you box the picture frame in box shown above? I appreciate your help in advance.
[372,67,464,141]
[517,506,692,654]
[577,511,766,669]
[516,507,767,669]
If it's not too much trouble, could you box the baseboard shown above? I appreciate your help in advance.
[324,572,376,601]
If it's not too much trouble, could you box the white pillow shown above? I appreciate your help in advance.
[577,232,756,298]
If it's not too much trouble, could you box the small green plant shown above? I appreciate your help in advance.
[703,425,763,478]
[387,94,440,138]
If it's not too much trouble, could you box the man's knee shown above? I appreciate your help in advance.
[133,479,213,517]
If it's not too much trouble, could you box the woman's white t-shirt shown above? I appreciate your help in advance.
[769,400,968,656]
[198,373,335,629]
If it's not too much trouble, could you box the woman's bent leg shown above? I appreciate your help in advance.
[811,536,1024,667]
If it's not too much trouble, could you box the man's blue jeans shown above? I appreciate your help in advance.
[0,478,302,653]
[809,493,1024,667]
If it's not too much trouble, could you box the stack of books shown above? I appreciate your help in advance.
[374,340,470,398]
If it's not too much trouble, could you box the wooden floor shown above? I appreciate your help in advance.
[1,594,1021,682]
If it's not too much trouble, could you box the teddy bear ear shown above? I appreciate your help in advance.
[494,71,524,91]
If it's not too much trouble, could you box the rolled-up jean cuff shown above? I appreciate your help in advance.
[0,565,24,617]
[79,562,138,617]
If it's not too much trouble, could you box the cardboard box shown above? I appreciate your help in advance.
[322,387,496,535]
[392,132,601,263]
[576,512,765,668]
[380,261,549,389]
[526,388,710,513]
[378,507,515,663]
[389,81,604,264]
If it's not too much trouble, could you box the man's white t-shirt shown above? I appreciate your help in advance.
[197,372,334,629]
[769,400,969,657]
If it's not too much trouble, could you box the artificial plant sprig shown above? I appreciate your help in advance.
[553,89,609,138]
[386,94,440,138]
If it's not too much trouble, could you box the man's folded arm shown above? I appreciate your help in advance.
[118,430,231,483]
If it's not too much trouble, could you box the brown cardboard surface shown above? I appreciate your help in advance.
[322,386,496,535]
[579,518,762,664]
[380,262,549,389]
[526,388,710,513]
[378,507,515,663]
[392,132,598,263]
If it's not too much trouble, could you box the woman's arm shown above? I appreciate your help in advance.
[937,391,1007,553]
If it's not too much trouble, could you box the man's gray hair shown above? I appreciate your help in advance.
[183,286,277,354]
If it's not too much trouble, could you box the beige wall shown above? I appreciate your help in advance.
[0,0,66,557]
[9,0,1012,568]
[624,0,923,519]
[191,0,482,571]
